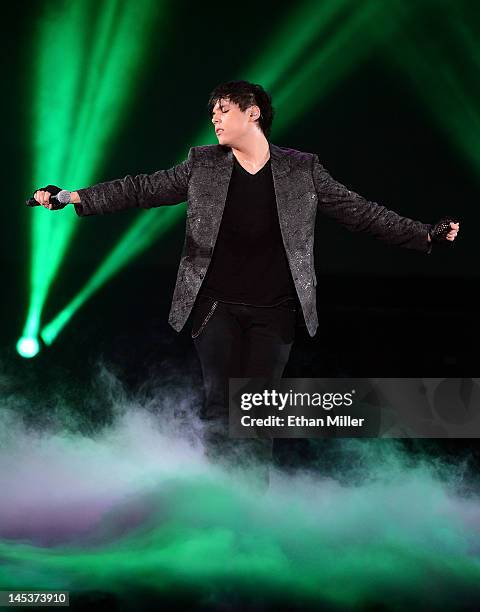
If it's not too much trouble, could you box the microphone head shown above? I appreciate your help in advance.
[56,190,71,204]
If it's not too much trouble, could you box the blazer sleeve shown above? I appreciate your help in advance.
[312,153,432,254]
[73,147,194,216]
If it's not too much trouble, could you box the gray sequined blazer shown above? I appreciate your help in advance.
[75,141,432,337]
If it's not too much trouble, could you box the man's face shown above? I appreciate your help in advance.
[211,97,259,145]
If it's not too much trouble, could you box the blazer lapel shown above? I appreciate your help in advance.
[269,142,294,252]
[269,141,291,178]
[207,147,234,249]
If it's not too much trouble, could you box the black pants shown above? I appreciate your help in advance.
[191,294,297,485]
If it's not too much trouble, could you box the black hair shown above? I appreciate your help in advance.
[207,80,274,138]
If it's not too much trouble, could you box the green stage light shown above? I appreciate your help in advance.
[383,0,480,178]
[19,0,162,357]
[247,0,353,92]
[16,337,40,359]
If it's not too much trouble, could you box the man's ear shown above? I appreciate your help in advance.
[248,104,261,121]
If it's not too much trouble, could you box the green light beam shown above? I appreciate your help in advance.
[382,0,480,178]
[20,0,163,355]
[23,0,88,343]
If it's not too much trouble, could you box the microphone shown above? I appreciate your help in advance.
[25,187,71,209]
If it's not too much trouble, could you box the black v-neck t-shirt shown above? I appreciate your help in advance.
[199,155,297,306]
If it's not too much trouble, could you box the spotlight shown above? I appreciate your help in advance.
[16,336,40,358]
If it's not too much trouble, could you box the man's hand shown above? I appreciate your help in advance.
[33,189,53,209]
[428,219,460,243]
[445,221,460,241]
[33,185,64,210]
[32,186,80,209]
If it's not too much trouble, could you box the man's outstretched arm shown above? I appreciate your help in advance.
[312,153,433,254]
[33,148,194,216]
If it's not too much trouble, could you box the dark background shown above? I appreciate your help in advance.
[1,1,477,471]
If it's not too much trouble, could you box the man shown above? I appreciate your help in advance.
[32,80,460,487]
